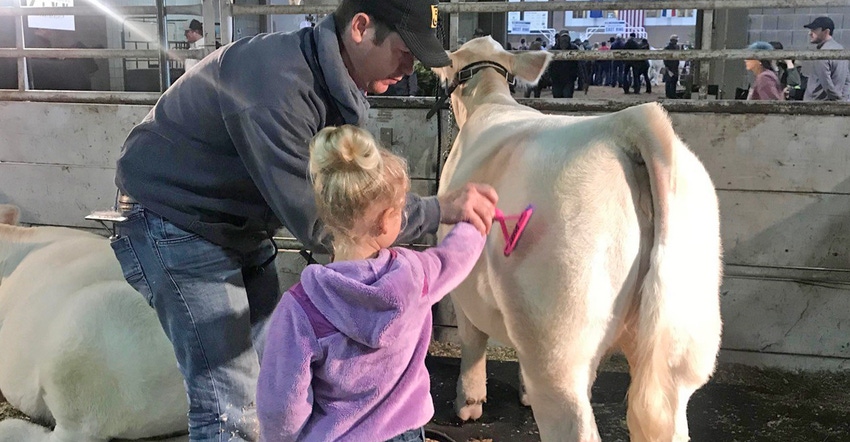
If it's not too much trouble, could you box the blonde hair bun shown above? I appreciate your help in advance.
[308,125,410,249]
[309,125,381,177]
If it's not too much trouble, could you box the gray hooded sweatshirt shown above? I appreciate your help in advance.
[115,15,440,253]
[804,38,850,101]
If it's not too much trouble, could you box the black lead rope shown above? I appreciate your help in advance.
[426,80,456,120]
[426,60,515,120]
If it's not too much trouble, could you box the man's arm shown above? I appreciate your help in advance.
[224,105,448,249]
[224,105,326,249]
[813,59,842,100]
[438,183,498,235]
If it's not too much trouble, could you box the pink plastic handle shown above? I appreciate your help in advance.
[493,205,534,257]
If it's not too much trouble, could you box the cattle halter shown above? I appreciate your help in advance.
[426,60,515,120]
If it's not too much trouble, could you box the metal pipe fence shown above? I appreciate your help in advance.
[1,92,846,116]
[0,5,201,16]
[230,0,849,16]
[0,0,848,107]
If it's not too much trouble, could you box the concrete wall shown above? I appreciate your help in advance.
[730,6,850,95]
[748,6,850,50]
[2,100,849,372]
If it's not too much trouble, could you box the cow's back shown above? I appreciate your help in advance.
[0,226,188,439]
[440,105,654,347]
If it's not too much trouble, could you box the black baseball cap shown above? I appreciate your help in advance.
[185,19,203,33]
[804,16,835,33]
[362,0,451,68]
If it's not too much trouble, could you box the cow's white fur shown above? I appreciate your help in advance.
[434,38,722,442]
[0,205,188,442]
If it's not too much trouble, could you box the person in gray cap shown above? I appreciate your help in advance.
[803,16,850,101]
[111,0,498,440]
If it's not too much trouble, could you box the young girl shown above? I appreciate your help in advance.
[257,125,486,441]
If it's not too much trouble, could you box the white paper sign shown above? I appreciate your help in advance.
[27,0,75,31]
[604,21,625,34]
[510,20,531,34]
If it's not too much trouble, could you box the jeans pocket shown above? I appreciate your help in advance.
[110,235,155,307]
[154,216,201,244]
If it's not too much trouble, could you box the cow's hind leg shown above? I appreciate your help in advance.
[454,304,489,421]
[519,352,600,442]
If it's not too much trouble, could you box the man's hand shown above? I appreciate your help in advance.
[438,183,498,234]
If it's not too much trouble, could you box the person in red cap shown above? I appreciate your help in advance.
[111,0,498,440]
[803,16,850,101]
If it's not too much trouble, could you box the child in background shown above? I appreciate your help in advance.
[257,125,486,441]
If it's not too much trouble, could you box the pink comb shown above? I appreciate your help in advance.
[493,205,534,257]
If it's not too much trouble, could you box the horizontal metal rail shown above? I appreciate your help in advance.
[231,0,845,16]
[2,47,845,62]
[0,48,206,60]
[548,49,850,61]
[523,98,850,116]
[0,5,201,16]
[0,90,161,105]
[369,96,850,116]
[2,92,848,116]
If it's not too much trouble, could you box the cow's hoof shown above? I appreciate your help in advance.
[455,398,485,421]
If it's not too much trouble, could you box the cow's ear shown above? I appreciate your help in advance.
[0,204,20,225]
[511,50,553,84]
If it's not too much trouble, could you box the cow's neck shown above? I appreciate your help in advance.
[452,70,517,129]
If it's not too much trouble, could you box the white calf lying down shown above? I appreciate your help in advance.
[0,205,187,442]
[434,38,722,442]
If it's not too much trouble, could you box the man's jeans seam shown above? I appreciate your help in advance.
[145,212,226,434]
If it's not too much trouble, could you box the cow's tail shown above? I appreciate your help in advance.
[613,103,723,442]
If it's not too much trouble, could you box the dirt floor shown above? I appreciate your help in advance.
[3,341,849,441]
[425,342,850,442]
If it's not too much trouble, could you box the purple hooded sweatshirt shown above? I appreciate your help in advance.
[257,222,485,441]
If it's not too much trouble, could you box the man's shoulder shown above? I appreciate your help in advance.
[220,31,312,85]
[821,39,845,50]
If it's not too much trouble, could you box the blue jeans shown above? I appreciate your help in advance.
[385,427,425,442]
[110,205,281,441]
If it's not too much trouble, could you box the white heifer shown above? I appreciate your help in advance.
[0,204,188,442]
[434,37,722,442]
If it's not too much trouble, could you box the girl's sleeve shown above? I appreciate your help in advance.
[257,296,322,441]
[409,222,486,304]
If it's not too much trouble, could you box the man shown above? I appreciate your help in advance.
[803,16,850,101]
[518,37,529,50]
[111,0,498,440]
[595,41,610,86]
[663,34,680,99]
[622,32,641,94]
[609,36,624,88]
[183,19,204,71]
[548,31,579,98]
[184,19,203,45]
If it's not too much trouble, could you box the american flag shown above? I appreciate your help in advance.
[617,9,645,28]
